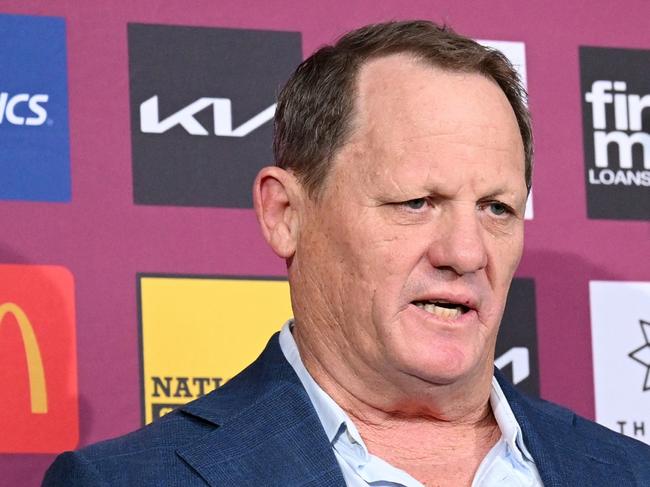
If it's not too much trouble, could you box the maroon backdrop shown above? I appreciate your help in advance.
[1,1,649,485]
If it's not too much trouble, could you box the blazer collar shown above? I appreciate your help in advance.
[176,333,346,487]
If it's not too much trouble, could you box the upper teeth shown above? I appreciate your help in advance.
[415,301,463,319]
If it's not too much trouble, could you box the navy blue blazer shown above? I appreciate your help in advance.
[43,333,650,486]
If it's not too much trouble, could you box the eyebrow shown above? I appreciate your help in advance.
[418,185,523,200]
[478,189,520,201]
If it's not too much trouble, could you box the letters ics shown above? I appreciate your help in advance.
[0,92,49,126]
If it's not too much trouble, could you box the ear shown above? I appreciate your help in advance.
[253,166,302,259]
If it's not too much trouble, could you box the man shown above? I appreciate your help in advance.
[44,20,650,486]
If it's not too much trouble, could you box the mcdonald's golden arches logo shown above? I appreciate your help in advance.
[0,264,79,453]
[0,303,48,414]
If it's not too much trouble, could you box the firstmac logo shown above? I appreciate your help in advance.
[585,81,650,183]
[580,47,650,220]
[128,24,302,208]
[0,14,71,202]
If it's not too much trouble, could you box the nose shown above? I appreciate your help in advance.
[427,207,488,275]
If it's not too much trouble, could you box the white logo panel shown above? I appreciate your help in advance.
[590,280,650,444]
[478,40,533,220]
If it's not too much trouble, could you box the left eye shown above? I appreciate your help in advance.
[403,198,427,210]
[488,202,509,216]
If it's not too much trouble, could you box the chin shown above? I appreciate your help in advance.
[391,339,478,387]
[383,305,495,385]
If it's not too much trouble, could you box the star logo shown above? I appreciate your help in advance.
[628,320,650,392]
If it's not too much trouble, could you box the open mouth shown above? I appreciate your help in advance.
[412,300,470,320]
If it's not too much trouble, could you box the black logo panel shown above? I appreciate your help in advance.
[496,278,540,396]
[128,24,302,207]
[580,46,650,220]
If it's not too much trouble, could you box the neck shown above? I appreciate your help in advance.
[356,406,500,487]
[293,322,500,485]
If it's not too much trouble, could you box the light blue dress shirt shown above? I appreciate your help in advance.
[279,321,544,486]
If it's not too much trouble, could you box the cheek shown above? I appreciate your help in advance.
[360,235,426,309]
[481,239,523,329]
[328,214,401,278]
[488,228,524,280]
[299,213,376,309]
[368,235,431,315]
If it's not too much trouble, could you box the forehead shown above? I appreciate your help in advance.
[352,54,521,149]
[328,54,525,193]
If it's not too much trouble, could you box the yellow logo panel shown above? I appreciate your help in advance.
[139,275,291,424]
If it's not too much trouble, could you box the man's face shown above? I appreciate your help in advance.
[292,54,527,394]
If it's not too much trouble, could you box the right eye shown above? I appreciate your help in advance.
[402,198,427,210]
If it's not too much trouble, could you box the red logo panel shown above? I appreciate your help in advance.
[0,264,78,453]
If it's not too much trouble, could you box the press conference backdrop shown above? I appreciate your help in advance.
[0,1,648,485]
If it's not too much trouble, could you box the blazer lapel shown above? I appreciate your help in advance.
[496,369,636,486]
[175,335,346,487]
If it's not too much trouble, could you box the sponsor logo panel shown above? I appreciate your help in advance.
[478,40,533,220]
[496,277,540,396]
[0,264,78,453]
[128,24,302,208]
[580,47,650,220]
[590,281,650,444]
[0,14,71,202]
[139,275,292,424]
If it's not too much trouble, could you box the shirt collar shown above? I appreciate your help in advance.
[279,320,535,467]
[278,320,349,444]
[490,375,536,463]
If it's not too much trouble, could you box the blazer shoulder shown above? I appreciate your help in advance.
[42,335,295,486]
[571,411,650,460]
[497,369,650,481]
[42,450,108,487]
[90,406,214,457]
[520,389,650,466]
[42,408,215,486]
